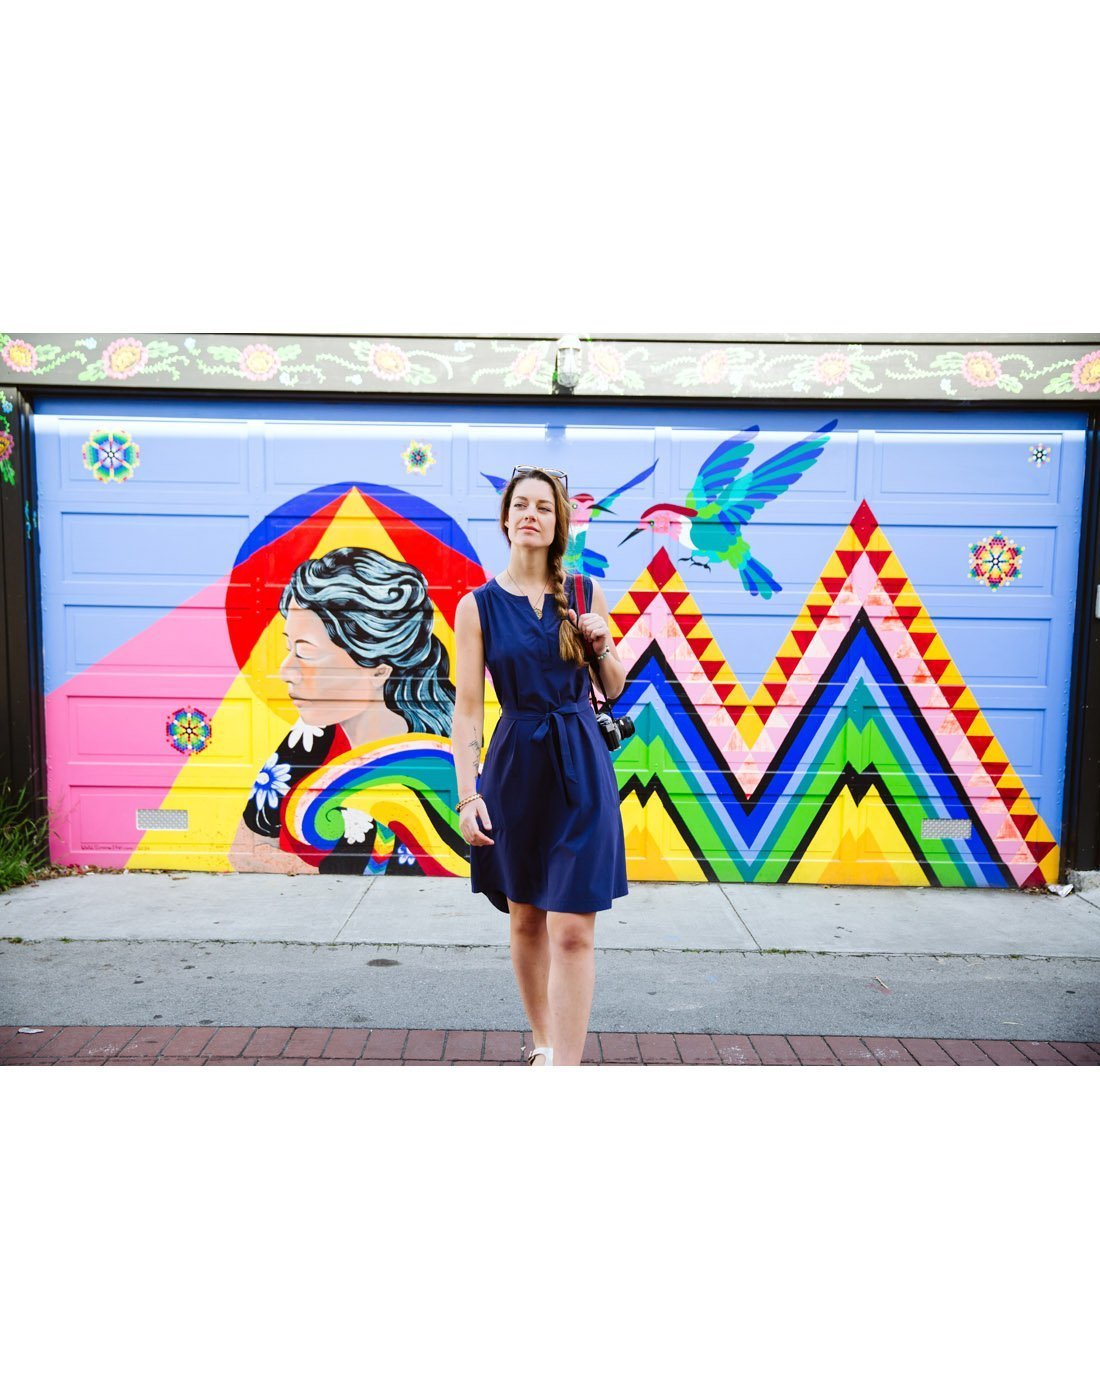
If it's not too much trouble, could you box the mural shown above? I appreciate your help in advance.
[35,405,1083,888]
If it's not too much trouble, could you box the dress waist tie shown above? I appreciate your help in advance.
[500,701,587,806]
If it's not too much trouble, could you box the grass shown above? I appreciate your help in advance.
[0,782,50,893]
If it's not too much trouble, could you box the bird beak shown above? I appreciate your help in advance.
[620,526,643,544]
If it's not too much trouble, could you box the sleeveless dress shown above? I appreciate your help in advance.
[470,574,629,914]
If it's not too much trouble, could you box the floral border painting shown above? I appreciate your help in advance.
[3,333,1100,401]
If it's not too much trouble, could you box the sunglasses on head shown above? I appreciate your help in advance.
[510,465,569,495]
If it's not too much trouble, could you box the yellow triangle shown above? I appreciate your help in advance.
[789,787,930,887]
[619,789,706,882]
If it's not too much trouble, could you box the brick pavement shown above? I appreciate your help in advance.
[1,1026,1098,1065]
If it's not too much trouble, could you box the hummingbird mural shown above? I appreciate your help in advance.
[619,420,839,599]
[481,458,657,578]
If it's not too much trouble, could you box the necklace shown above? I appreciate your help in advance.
[502,568,550,619]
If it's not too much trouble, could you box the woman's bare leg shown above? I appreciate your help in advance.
[507,900,552,1060]
[546,911,596,1066]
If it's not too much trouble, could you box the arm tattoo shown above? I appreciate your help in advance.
[466,727,482,757]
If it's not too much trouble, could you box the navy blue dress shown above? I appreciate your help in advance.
[470,574,629,914]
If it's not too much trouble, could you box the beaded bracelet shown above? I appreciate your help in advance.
[455,793,481,813]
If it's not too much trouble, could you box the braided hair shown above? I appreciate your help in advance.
[499,467,588,667]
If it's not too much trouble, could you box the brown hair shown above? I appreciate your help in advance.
[499,467,588,666]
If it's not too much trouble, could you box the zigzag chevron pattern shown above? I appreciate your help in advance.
[607,502,1059,888]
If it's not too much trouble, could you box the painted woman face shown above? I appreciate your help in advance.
[278,602,391,728]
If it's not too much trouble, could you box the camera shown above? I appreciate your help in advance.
[595,708,635,751]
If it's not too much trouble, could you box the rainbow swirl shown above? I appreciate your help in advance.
[281,734,468,877]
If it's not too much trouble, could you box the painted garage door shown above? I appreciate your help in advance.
[34,396,1087,888]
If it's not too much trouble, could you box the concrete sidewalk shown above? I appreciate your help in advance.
[4,871,1100,956]
[2,873,1099,1043]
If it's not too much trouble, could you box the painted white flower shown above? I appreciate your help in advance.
[341,808,375,845]
[251,753,292,810]
[287,718,325,753]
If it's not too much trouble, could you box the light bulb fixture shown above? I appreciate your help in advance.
[553,335,582,394]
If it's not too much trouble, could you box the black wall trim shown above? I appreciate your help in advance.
[1064,411,1100,872]
[0,386,45,805]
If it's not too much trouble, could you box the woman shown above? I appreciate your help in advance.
[453,466,629,1066]
[231,545,456,875]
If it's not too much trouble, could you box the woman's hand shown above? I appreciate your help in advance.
[459,796,495,846]
[567,607,610,654]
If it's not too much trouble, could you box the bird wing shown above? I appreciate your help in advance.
[716,419,838,524]
[480,472,508,494]
[590,458,659,518]
[686,428,760,512]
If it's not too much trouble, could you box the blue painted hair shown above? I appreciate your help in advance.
[280,547,455,737]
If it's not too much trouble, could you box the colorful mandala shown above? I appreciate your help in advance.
[82,429,140,483]
[402,439,435,475]
[969,532,1024,590]
[166,706,212,755]
[1029,443,1050,465]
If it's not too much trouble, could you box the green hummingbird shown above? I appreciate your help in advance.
[620,419,838,598]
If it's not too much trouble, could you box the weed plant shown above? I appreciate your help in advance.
[0,782,49,892]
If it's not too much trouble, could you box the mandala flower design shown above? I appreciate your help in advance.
[367,343,411,381]
[813,352,850,386]
[102,337,149,380]
[165,706,212,756]
[2,339,37,373]
[960,351,1002,388]
[1029,443,1050,465]
[969,532,1024,590]
[239,343,281,381]
[1070,350,1100,393]
[0,430,13,463]
[402,439,435,475]
[696,349,729,384]
[251,753,292,810]
[81,429,140,482]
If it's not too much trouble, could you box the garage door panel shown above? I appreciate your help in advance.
[60,511,250,582]
[63,605,242,680]
[878,524,1056,595]
[265,422,456,494]
[874,431,1068,501]
[37,417,251,493]
[65,695,256,766]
